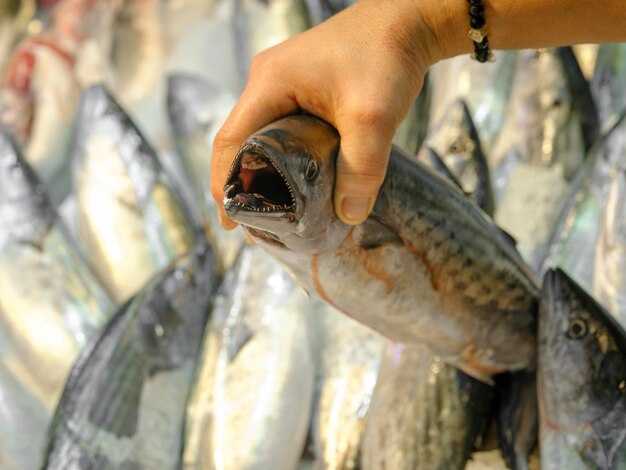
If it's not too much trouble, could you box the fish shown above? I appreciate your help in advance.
[0,361,49,470]
[167,73,244,271]
[491,48,598,271]
[538,268,626,470]
[591,43,626,126]
[422,99,494,216]
[392,73,432,156]
[183,244,316,470]
[42,243,219,469]
[223,114,539,382]
[428,51,518,154]
[0,129,113,410]
[72,84,198,305]
[312,304,385,470]
[417,147,464,192]
[593,165,626,325]
[234,0,310,82]
[362,342,493,470]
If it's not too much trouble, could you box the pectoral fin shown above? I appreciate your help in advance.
[354,217,403,250]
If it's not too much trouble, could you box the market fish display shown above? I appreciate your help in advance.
[223,114,540,382]
[312,305,385,470]
[184,245,315,470]
[0,129,113,410]
[234,0,310,80]
[422,99,494,216]
[538,268,626,470]
[167,73,243,271]
[428,52,518,153]
[491,48,598,271]
[0,362,49,470]
[72,85,197,305]
[362,343,493,470]
[43,243,219,469]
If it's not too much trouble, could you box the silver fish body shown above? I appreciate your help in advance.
[591,44,626,125]
[492,48,598,271]
[223,114,539,382]
[362,342,493,470]
[428,52,518,153]
[72,85,197,305]
[234,0,310,81]
[0,362,49,470]
[167,74,244,271]
[0,129,113,410]
[539,268,626,470]
[184,244,316,470]
[43,243,219,469]
[312,305,385,470]
[422,99,494,216]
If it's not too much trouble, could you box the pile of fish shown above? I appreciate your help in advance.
[0,1,625,469]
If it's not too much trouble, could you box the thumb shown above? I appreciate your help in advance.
[333,112,395,224]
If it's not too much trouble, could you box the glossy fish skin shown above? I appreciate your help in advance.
[167,74,243,271]
[234,0,310,81]
[224,115,539,382]
[423,99,494,217]
[428,52,518,154]
[539,268,626,470]
[362,343,493,470]
[72,85,197,305]
[0,129,113,410]
[492,48,598,272]
[43,243,219,470]
[591,44,626,125]
[0,362,49,470]
[593,166,626,324]
[184,245,315,470]
[313,305,385,470]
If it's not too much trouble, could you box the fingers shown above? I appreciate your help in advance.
[333,106,396,225]
[210,59,298,229]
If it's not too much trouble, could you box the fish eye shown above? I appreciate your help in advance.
[567,318,588,339]
[305,159,319,181]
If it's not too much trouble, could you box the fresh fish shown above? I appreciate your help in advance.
[312,305,385,470]
[538,268,626,470]
[392,74,431,156]
[72,85,197,305]
[591,44,626,125]
[42,243,219,469]
[428,51,518,153]
[417,147,464,192]
[362,342,493,470]
[422,99,494,216]
[594,166,626,324]
[491,48,598,271]
[0,362,49,470]
[0,129,113,410]
[223,114,539,382]
[234,0,310,81]
[167,74,243,271]
[111,0,165,104]
[543,111,626,289]
[183,245,316,470]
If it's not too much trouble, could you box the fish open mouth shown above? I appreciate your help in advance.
[224,146,295,213]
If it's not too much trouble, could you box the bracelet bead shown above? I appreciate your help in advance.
[467,0,493,63]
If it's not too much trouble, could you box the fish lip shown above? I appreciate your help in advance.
[223,141,296,216]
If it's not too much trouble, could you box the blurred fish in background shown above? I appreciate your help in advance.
[184,245,316,470]
[72,85,197,305]
[0,129,113,411]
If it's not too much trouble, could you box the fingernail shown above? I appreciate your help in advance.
[340,196,372,223]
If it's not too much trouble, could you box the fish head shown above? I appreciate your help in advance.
[224,114,351,254]
[539,268,626,429]
[166,74,221,139]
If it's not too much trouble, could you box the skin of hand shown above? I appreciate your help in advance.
[211,0,626,229]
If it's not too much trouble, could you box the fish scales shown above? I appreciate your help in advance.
[223,115,539,382]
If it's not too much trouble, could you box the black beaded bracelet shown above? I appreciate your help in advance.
[467,0,494,62]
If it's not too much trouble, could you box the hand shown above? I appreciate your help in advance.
[210,0,444,229]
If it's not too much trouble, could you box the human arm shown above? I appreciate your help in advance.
[211,0,626,229]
